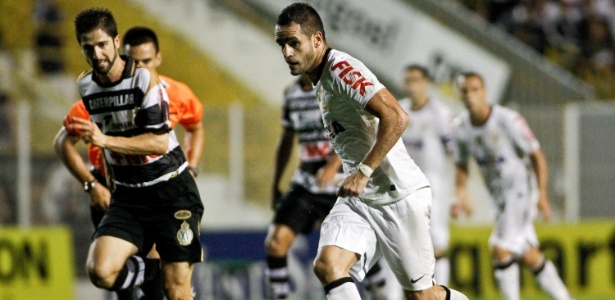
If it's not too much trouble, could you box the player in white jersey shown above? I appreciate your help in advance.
[452,72,573,300]
[70,8,203,300]
[398,65,454,286]
[274,3,468,300]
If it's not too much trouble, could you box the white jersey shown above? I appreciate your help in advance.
[452,105,540,204]
[315,49,429,204]
[399,97,454,194]
[399,97,454,250]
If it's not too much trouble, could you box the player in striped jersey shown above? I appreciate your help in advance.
[54,25,205,299]
[452,72,573,300]
[68,8,202,300]
[274,3,467,300]
[398,65,455,286]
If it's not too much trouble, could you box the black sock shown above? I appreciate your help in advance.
[109,256,159,291]
[266,255,289,299]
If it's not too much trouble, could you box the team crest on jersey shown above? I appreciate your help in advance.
[177,221,194,246]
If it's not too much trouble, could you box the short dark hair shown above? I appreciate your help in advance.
[277,2,325,41]
[405,64,431,81]
[74,8,118,42]
[123,26,160,53]
[461,71,485,86]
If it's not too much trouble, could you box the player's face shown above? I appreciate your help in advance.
[403,69,429,101]
[126,42,161,69]
[275,22,316,75]
[80,28,120,75]
[459,76,487,113]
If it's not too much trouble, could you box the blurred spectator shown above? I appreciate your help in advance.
[458,0,615,99]
[32,0,65,75]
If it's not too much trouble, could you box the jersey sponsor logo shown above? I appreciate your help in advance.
[300,142,332,159]
[83,88,143,114]
[331,61,373,96]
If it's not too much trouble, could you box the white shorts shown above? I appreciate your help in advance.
[489,190,539,256]
[429,185,450,251]
[316,187,435,291]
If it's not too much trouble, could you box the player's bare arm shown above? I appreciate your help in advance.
[69,116,169,155]
[452,163,473,218]
[315,152,342,189]
[183,120,205,176]
[53,127,110,209]
[530,148,552,220]
[271,126,296,208]
[338,88,409,197]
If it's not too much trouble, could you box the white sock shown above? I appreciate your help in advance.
[494,258,519,300]
[434,257,450,286]
[442,285,469,300]
[325,278,361,300]
[534,259,573,300]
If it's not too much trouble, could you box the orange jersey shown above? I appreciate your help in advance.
[64,75,203,175]
[160,75,203,129]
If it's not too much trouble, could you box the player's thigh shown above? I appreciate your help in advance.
[274,186,334,234]
[87,235,138,271]
[161,260,193,287]
[377,188,435,291]
[317,198,379,281]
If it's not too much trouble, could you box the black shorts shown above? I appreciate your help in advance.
[95,170,204,263]
[273,184,337,235]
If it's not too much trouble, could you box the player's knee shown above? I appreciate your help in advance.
[86,261,117,289]
[265,227,294,257]
[313,256,345,284]
[265,235,289,256]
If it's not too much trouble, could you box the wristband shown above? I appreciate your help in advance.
[83,179,97,193]
[357,163,373,178]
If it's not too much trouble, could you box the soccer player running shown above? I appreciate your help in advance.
[274,3,468,300]
[67,8,203,300]
[451,72,573,300]
[398,65,455,286]
[265,74,390,299]
[54,25,205,300]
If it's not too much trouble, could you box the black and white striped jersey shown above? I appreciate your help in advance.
[77,56,186,188]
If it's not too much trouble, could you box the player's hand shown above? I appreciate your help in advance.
[450,197,473,219]
[537,195,552,221]
[337,171,369,198]
[90,184,111,210]
[315,166,337,189]
[70,117,106,147]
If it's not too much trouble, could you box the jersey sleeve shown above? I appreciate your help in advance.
[328,55,384,108]
[134,68,171,132]
[164,77,203,129]
[63,100,90,135]
[507,111,540,155]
